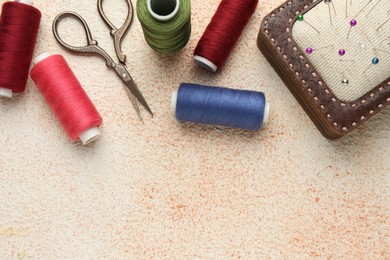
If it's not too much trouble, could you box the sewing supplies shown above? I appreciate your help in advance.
[193,0,258,72]
[258,0,389,139]
[52,2,153,120]
[0,0,41,98]
[137,0,191,54]
[30,54,103,145]
[171,83,270,131]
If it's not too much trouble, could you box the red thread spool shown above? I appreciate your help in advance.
[194,0,258,72]
[30,54,103,145]
[0,0,41,98]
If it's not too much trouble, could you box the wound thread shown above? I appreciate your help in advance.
[30,54,102,144]
[137,0,191,54]
[194,0,258,72]
[0,1,41,95]
[172,83,269,131]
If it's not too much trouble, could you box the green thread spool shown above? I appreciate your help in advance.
[137,0,191,54]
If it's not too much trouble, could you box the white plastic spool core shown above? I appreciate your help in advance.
[79,127,101,145]
[17,0,33,5]
[170,90,178,117]
[0,88,13,98]
[194,55,218,72]
[33,52,52,66]
[147,0,180,21]
[263,102,270,124]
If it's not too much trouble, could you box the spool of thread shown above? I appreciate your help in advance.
[30,53,103,145]
[0,0,41,98]
[194,0,258,72]
[137,0,191,54]
[171,83,269,131]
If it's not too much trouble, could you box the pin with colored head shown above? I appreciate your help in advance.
[346,19,357,39]
[362,57,380,75]
[372,57,379,64]
[297,14,320,34]
[305,45,333,55]
[341,78,349,85]
[324,0,336,25]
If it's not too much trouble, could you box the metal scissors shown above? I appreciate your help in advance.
[52,0,153,120]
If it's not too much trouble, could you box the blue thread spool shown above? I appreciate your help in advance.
[171,83,270,130]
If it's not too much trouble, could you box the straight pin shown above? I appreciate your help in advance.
[366,0,382,17]
[341,72,349,85]
[377,17,390,31]
[374,48,390,54]
[380,37,389,45]
[353,0,372,19]
[297,15,320,33]
[316,44,334,51]
[326,0,333,25]
[324,0,336,15]
[363,57,380,75]
[346,19,357,39]
[305,45,333,54]
[341,78,349,85]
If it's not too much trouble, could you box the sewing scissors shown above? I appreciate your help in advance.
[52,0,153,120]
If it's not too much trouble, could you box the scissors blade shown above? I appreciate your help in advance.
[123,86,143,121]
[114,64,153,117]
[125,79,154,117]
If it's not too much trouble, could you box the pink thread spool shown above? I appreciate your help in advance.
[30,53,103,144]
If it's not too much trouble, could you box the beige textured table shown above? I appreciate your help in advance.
[0,0,389,258]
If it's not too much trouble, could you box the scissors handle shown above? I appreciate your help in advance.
[52,11,116,68]
[97,0,134,64]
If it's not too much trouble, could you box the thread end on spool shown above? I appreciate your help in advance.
[147,0,180,21]
[17,0,33,6]
[33,53,52,67]
[263,102,270,124]
[0,88,13,98]
[194,55,217,72]
[170,90,178,117]
[79,127,101,145]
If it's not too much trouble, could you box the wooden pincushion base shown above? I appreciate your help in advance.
[257,0,389,139]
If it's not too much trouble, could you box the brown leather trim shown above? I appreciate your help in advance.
[257,0,390,139]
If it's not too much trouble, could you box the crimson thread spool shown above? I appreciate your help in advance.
[194,0,258,72]
[0,0,41,98]
[30,53,103,145]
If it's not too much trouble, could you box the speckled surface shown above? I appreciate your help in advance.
[0,0,389,258]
